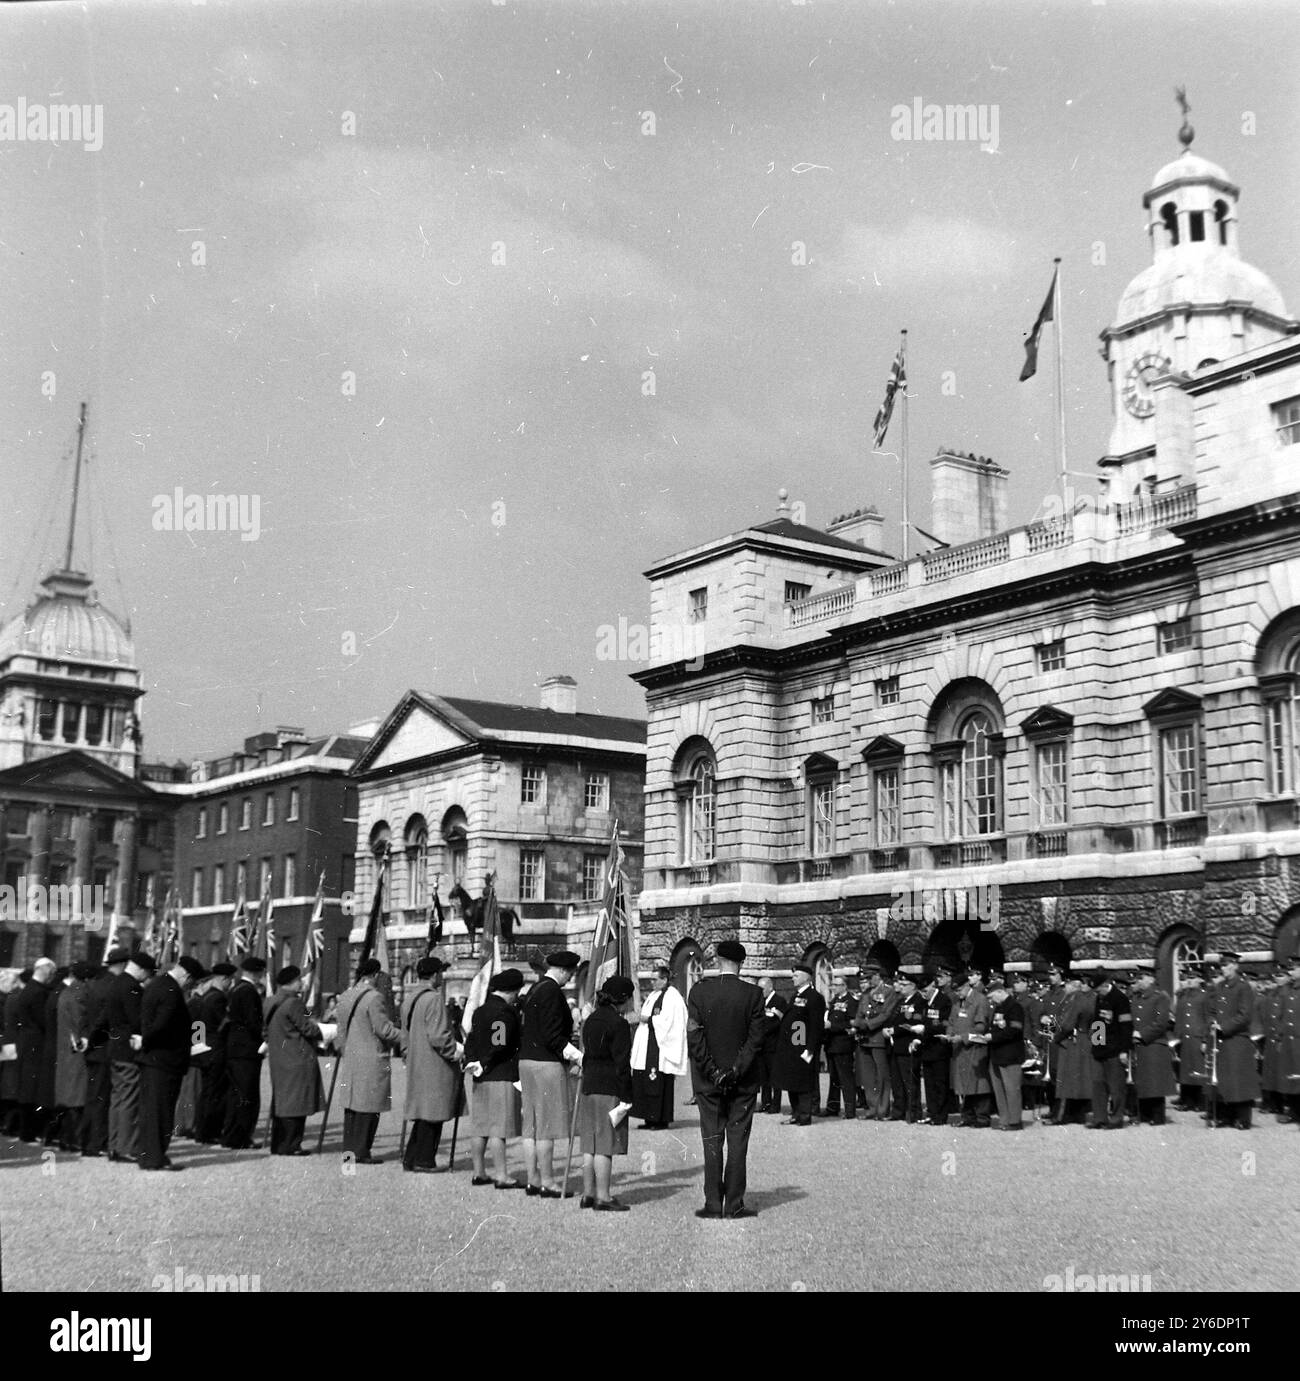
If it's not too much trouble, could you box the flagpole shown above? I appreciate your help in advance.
[1053,258,1067,506]
[900,329,909,561]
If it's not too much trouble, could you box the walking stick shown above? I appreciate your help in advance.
[561,1064,580,1197]
[399,1118,408,1159]
[1204,1024,1219,1130]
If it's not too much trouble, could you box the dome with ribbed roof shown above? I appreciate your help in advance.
[1147,150,1235,196]
[0,569,135,669]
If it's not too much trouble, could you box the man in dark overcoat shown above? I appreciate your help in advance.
[265,965,324,1155]
[1130,969,1176,1124]
[137,956,202,1170]
[773,962,825,1126]
[1208,952,1260,1129]
[399,955,462,1172]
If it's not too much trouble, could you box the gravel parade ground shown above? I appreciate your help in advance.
[3,1068,1297,1295]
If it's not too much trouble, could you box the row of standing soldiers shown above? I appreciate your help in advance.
[745,951,1300,1132]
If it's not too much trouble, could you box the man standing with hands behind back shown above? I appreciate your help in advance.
[774,961,826,1127]
[686,938,766,1220]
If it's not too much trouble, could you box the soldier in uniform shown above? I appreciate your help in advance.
[1259,965,1287,1117]
[79,950,125,1157]
[890,972,927,1123]
[1276,952,1300,1123]
[775,962,825,1126]
[1035,963,1070,1116]
[819,975,858,1119]
[193,961,234,1142]
[685,938,766,1218]
[1207,951,1260,1130]
[1087,970,1132,1130]
[1129,968,1176,1124]
[853,962,900,1120]
[464,968,526,1188]
[1045,972,1095,1125]
[947,968,992,1127]
[221,956,267,1150]
[917,962,954,1124]
[1173,967,1210,1110]
[755,976,787,1115]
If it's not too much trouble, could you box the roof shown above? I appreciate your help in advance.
[436,695,646,745]
[0,569,135,669]
[751,517,890,557]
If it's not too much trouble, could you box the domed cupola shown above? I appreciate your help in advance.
[1101,93,1298,474]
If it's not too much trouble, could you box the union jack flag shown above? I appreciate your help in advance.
[872,334,907,450]
[299,873,326,1014]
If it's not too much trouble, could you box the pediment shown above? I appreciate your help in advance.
[1143,687,1202,719]
[355,692,475,772]
[0,750,156,800]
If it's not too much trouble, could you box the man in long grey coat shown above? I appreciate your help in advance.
[399,955,463,1173]
[265,966,324,1156]
[334,957,401,1164]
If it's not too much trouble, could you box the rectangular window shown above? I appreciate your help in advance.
[218,802,229,835]
[811,694,835,725]
[51,808,73,838]
[287,787,300,822]
[1035,741,1070,826]
[212,864,225,908]
[1274,395,1300,448]
[60,701,81,743]
[1160,724,1200,816]
[584,773,609,811]
[582,853,605,901]
[940,760,959,839]
[263,793,275,826]
[283,854,296,898]
[1267,699,1290,794]
[521,765,546,806]
[810,779,836,856]
[8,806,30,837]
[520,849,544,901]
[688,587,708,623]
[191,868,204,909]
[1036,640,1066,673]
[95,812,114,844]
[239,798,251,830]
[37,698,57,741]
[235,860,248,898]
[196,807,208,839]
[260,857,274,900]
[876,676,900,707]
[83,702,105,745]
[784,580,811,604]
[873,766,900,846]
[1158,617,1195,654]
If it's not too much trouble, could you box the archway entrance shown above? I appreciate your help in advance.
[801,943,834,1005]
[1155,925,1204,995]
[1030,930,1073,976]
[670,937,705,999]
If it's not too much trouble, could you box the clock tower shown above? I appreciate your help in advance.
[1100,97,1296,496]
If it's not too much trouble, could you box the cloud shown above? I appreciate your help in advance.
[813,215,1017,290]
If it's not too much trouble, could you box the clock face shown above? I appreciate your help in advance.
[1122,351,1172,418]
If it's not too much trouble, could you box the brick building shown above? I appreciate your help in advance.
[157,726,369,996]
[633,133,1300,999]
[349,677,645,991]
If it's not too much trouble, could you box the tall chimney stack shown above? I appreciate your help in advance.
[929,449,1009,546]
[539,675,578,714]
[826,505,888,555]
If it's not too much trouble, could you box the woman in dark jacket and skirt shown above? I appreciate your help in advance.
[577,976,636,1212]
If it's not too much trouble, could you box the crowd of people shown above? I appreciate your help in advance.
[3,940,1296,1218]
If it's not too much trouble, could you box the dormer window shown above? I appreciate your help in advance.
[1161,202,1179,247]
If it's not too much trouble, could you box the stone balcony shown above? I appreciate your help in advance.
[784,484,1198,634]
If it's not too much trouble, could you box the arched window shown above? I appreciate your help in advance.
[930,683,1006,846]
[404,814,428,910]
[805,754,838,858]
[369,820,391,858]
[670,937,705,998]
[1213,199,1229,246]
[1255,611,1300,799]
[1161,202,1179,247]
[440,807,468,889]
[674,740,717,866]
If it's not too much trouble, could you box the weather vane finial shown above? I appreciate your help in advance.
[1175,86,1194,150]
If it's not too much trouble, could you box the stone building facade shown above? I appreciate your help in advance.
[349,677,645,993]
[633,135,1300,998]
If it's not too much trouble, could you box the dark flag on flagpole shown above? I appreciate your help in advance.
[427,880,446,955]
[872,336,907,450]
[358,846,388,972]
[462,873,502,1033]
[1020,266,1058,381]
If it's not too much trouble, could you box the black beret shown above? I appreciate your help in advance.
[71,961,95,981]
[276,965,301,986]
[600,976,636,1003]
[130,951,157,972]
[546,950,581,970]
[716,939,746,963]
[177,956,205,979]
[240,956,267,973]
[356,957,382,978]
[210,962,237,977]
[416,956,446,978]
[489,968,525,993]
[105,948,131,965]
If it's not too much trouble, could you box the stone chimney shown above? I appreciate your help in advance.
[929,449,1009,546]
[827,505,887,554]
[539,675,578,714]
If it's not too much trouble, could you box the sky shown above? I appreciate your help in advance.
[2,0,1298,760]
